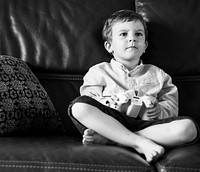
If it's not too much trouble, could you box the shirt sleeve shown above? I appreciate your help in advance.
[157,70,179,119]
[80,66,111,105]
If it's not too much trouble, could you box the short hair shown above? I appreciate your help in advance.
[102,10,148,42]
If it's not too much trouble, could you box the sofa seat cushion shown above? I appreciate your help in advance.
[0,55,64,135]
[0,135,155,172]
[156,143,200,172]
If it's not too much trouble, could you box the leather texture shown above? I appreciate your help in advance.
[156,143,200,172]
[0,0,135,137]
[135,0,200,77]
[0,0,133,74]
[0,135,154,172]
[0,0,199,171]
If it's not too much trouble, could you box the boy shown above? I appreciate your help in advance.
[68,10,198,163]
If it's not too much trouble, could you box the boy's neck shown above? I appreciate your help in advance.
[114,58,140,71]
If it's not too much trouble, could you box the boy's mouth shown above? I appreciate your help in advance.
[126,46,138,50]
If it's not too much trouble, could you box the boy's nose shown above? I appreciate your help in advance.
[129,37,136,42]
[129,34,136,42]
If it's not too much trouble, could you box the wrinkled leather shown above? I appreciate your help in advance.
[0,0,133,74]
[135,0,200,77]
[0,0,134,136]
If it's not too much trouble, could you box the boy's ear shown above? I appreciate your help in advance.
[145,41,148,50]
[104,41,113,53]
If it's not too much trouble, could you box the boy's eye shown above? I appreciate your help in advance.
[119,32,127,37]
[136,32,143,37]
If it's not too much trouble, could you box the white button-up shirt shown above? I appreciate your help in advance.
[80,58,178,119]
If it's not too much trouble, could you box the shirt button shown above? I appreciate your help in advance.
[128,73,131,77]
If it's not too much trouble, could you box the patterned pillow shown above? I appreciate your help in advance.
[0,55,64,135]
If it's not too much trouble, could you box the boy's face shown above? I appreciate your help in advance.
[105,20,147,67]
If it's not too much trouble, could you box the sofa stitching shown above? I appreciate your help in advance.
[0,164,135,172]
[0,165,153,172]
[36,74,84,81]
[162,166,200,171]
[0,160,153,171]
[157,165,200,172]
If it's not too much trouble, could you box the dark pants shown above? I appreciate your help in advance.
[68,95,199,143]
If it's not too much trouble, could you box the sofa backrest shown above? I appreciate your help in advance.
[0,0,135,136]
[1,0,200,136]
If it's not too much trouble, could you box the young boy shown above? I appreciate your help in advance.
[68,10,198,163]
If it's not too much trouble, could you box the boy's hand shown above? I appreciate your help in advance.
[139,102,161,120]
[146,102,161,120]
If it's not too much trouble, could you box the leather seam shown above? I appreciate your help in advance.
[0,160,152,170]
[36,74,84,81]
[157,166,200,172]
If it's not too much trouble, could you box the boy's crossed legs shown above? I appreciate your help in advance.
[70,97,198,163]
[83,119,197,147]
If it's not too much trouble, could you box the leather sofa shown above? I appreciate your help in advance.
[0,0,200,171]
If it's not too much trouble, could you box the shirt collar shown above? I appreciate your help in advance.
[110,58,143,72]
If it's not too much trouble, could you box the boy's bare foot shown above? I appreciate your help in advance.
[82,129,114,145]
[82,129,165,163]
[134,136,165,163]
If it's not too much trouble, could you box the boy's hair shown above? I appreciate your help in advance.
[102,10,148,42]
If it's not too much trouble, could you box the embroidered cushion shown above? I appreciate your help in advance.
[0,55,64,135]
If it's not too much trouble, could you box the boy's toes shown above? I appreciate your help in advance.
[146,149,165,163]
[146,151,158,163]
[82,129,95,145]
[82,137,94,145]
[84,129,95,136]
[82,129,113,145]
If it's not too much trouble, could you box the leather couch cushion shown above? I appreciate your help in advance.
[0,135,154,172]
[156,143,200,172]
